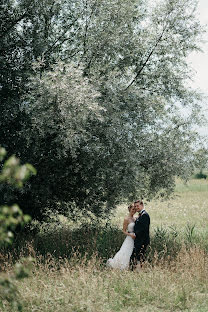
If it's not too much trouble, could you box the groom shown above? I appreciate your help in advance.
[131,200,150,270]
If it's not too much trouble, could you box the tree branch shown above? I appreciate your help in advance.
[43,17,80,56]
[124,10,173,91]
[78,0,98,67]
[0,12,28,39]
[124,29,167,91]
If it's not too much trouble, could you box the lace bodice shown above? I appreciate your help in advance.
[127,222,135,233]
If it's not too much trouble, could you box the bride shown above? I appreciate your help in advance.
[107,204,136,270]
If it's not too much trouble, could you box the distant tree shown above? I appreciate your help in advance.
[194,147,208,178]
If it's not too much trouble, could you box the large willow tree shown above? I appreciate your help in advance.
[0,0,204,219]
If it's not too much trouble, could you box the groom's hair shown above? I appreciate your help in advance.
[134,200,143,205]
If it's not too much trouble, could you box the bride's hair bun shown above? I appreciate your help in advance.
[128,203,134,211]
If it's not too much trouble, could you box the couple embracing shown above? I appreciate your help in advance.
[107,200,150,271]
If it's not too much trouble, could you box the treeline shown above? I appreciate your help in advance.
[0,0,204,220]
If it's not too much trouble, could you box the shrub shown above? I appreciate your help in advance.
[11,222,124,262]
[2,220,207,270]
[194,171,207,179]
[147,226,182,264]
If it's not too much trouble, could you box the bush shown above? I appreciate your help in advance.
[34,223,124,262]
[194,172,207,179]
[1,220,207,269]
[146,226,182,264]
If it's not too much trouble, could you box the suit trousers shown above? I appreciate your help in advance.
[130,244,148,269]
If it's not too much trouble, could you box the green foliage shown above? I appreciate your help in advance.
[5,220,207,267]
[14,257,34,280]
[0,147,36,311]
[0,257,34,312]
[193,148,208,180]
[194,171,207,179]
[0,148,36,245]
[184,223,197,246]
[24,62,103,154]
[0,147,7,161]
[23,221,124,261]
[194,148,208,172]
[0,277,22,311]
[147,226,182,263]
[0,155,36,188]
[0,204,30,246]
[0,0,206,220]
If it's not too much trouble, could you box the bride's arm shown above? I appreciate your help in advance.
[122,218,135,239]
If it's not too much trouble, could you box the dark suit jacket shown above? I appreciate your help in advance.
[134,211,150,249]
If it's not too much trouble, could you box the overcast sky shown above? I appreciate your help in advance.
[188,0,208,137]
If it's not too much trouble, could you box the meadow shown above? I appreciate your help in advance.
[0,178,208,312]
[114,178,208,234]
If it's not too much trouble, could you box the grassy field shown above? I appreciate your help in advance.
[1,178,208,312]
[113,178,208,235]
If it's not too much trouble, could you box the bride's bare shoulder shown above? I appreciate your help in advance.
[124,216,129,222]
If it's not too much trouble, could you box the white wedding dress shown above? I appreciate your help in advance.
[106,222,135,270]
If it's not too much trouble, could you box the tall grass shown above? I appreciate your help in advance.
[1,220,207,269]
[1,247,207,312]
[1,178,208,311]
